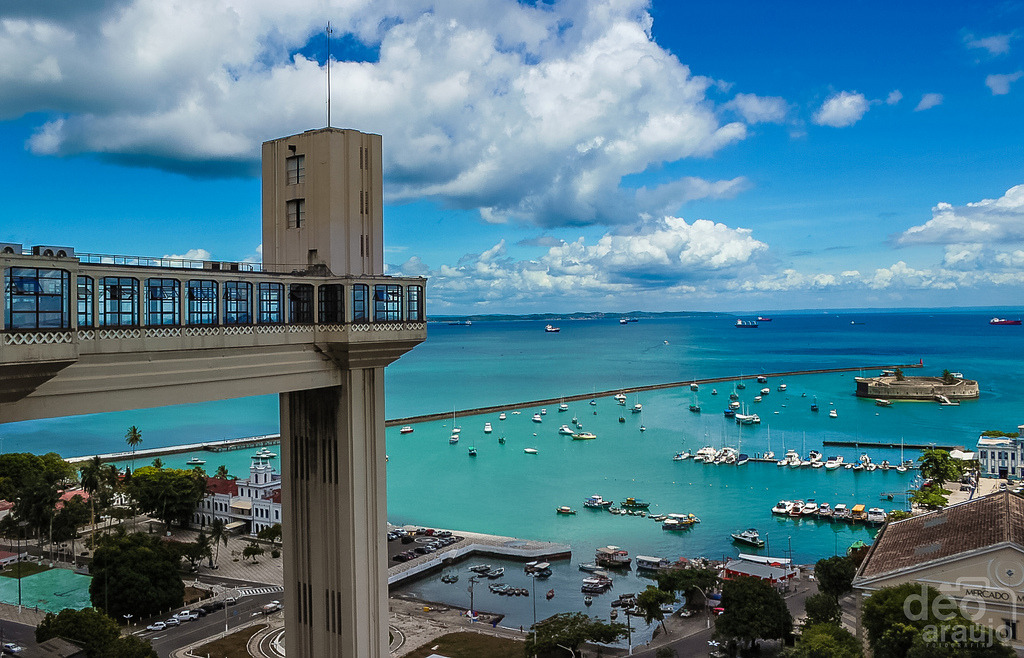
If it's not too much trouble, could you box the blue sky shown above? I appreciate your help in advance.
[1,0,1022,313]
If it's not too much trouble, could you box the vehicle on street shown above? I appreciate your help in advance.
[262,600,282,614]
[146,622,167,632]
[3,643,24,653]
[164,618,180,626]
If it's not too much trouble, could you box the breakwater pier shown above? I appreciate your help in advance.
[387,363,923,426]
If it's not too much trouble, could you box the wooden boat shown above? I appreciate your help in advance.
[556,506,577,515]
[546,589,555,600]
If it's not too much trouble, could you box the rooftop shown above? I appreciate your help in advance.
[856,491,1024,582]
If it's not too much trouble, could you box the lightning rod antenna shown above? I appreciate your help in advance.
[326,22,333,128]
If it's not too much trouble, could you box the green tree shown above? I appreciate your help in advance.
[151,457,163,469]
[89,528,185,619]
[80,456,105,549]
[942,369,956,385]
[524,612,628,656]
[214,464,233,480]
[636,586,676,635]
[862,583,1014,658]
[910,485,952,510]
[14,472,60,541]
[257,523,282,544]
[894,367,905,381]
[791,623,862,658]
[208,518,228,567]
[814,556,857,600]
[36,606,157,658]
[714,576,792,651]
[128,466,207,529]
[656,566,720,608]
[243,541,265,562]
[124,426,142,472]
[887,510,913,522]
[169,531,212,570]
[52,494,90,564]
[918,448,963,488]
[804,592,842,626]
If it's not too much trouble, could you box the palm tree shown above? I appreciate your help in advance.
[80,456,103,549]
[209,518,228,567]
[124,426,142,472]
[214,464,231,480]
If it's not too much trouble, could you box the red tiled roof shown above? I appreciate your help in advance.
[269,490,282,504]
[856,491,1024,581]
[205,477,238,496]
[0,500,14,512]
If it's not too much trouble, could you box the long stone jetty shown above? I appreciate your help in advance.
[386,363,923,427]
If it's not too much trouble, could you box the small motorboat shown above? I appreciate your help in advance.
[731,528,764,547]
[449,434,459,444]
[468,447,477,456]
[499,412,507,420]
[546,589,555,600]
[558,424,575,435]
[468,564,492,573]
[544,324,560,333]
[524,448,538,454]
[556,506,577,515]
[186,457,206,465]
[498,436,506,444]
[584,595,593,605]
[399,426,414,434]
[532,413,543,422]
[829,409,838,418]
[486,567,505,579]
[484,423,492,433]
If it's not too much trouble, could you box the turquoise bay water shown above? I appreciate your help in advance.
[2,311,1023,628]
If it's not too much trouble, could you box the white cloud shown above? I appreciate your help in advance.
[964,33,1013,56]
[897,184,1024,246]
[724,93,789,124]
[986,71,1023,95]
[886,90,902,105]
[813,91,869,128]
[162,248,212,261]
[8,0,759,229]
[914,93,943,112]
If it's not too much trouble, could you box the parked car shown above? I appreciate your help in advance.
[193,608,207,617]
[3,643,24,653]
[164,618,181,626]
[262,600,282,614]
[225,597,238,606]
[145,622,167,632]
[174,610,198,621]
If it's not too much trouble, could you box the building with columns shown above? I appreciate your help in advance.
[194,458,282,536]
[978,425,1024,480]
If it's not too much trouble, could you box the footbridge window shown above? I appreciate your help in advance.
[187,280,218,325]
[258,283,284,324]
[146,278,180,326]
[407,285,423,322]
[223,282,252,324]
[77,275,93,328]
[318,284,344,324]
[351,284,368,324]
[289,284,314,324]
[99,277,139,327]
[373,284,403,322]
[4,267,71,329]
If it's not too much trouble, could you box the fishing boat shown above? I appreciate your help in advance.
[875,399,893,407]
[811,396,819,412]
[833,504,851,521]
[484,422,492,433]
[572,431,597,440]
[866,508,887,525]
[546,589,555,600]
[817,502,834,519]
[583,495,612,508]
[399,426,414,434]
[595,546,632,568]
[468,564,492,573]
[544,324,560,332]
[186,457,206,465]
[620,497,650,509]
[486,567,506,579]
[990,317,1022,325]
[524,448,538,454]
[731,528,765,547]
[556,506,577,515]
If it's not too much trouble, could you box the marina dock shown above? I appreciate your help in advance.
[823,440,960,450]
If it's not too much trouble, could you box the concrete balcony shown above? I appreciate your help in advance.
[0,250,426,422]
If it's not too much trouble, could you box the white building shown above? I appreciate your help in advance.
[977,424,1024,480]
[194,457,282,535]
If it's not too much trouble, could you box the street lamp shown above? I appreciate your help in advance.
[17,520,28,612]
[123,613,133,629]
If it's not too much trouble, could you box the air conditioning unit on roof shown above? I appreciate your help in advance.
[0,242,23,255]
[31,245,75,258]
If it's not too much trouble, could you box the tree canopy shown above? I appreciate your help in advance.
[814,556,857,600]
[804,592,842,627]
[656,566,720,605]
[524,612,628,656]
[636,586,676,634]
[128,466,207,528]
[910,484,952,510]
[862,583,1014,658]
[36,607,158,658]
[792,623,862,658]
[90,528,184,619]
[918,448,964,488]
[714,576,792,649]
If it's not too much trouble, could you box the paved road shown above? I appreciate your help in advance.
[139,592,283,658]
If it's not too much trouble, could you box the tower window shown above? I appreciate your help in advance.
[287,199,305,229]
[286,155,305,185]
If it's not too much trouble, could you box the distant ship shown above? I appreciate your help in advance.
[735,319,759,328]
[545,324,561,333]
[757,316,772,322]
[990,318,1021,325]
[447,320,473,326]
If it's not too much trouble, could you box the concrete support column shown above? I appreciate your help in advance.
[281,370,388,658]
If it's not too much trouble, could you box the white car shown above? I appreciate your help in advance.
[174,610,199,621]
[3,644,23,653]
[145,621,166,631]
[164,617,181,627]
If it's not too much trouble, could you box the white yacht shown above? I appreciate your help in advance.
[672,451,692,461]
[614,393,627,405]
[484,423,493,433]
[499,412,507,421]
[532,413,543,422]
[777,383,787,391]
[771,500,793,515]
[867,508,887,525]
[559,402,569,412]
[558,425,574,435]
[824,456,843,470]
[760,387,770,395]
[829,409,838,418]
